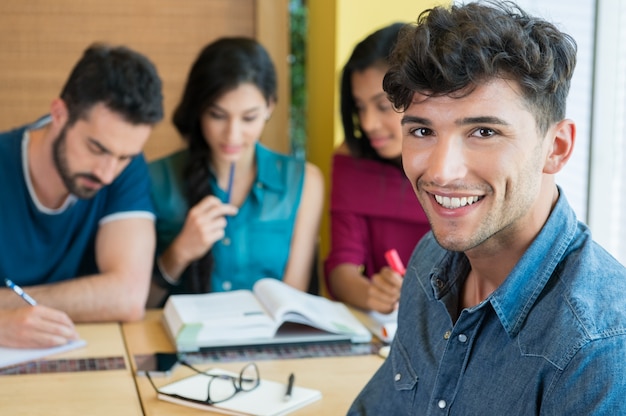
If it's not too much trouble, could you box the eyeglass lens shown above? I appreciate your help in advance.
[207,363,260,403]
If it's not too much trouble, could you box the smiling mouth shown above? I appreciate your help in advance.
[434,194,481,209]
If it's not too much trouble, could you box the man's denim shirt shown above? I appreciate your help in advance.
[349,190,626,415]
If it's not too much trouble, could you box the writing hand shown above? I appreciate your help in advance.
[366,267,403,314]
[0,305,79,348]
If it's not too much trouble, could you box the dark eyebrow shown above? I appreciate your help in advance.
[87,138,112,155]
[87,137,139,159]
[401,115,431,126]
[457,116,510,126]
[401,115,510,127]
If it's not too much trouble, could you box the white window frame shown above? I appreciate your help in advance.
[588,0,626,265]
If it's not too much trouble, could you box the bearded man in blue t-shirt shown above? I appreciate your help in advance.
[0,44,163,348]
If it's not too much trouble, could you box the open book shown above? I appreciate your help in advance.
[156,368,321,416]
[163,278,372,351]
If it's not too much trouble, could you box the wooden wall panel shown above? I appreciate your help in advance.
[0,0,289,160]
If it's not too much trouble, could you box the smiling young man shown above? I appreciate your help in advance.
[0,44,163,348]
[349,2,626,415]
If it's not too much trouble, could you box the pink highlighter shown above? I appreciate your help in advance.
[384,248,406,276]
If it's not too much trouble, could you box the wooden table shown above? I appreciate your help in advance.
[122,310,383,415]
[0,323,143,416]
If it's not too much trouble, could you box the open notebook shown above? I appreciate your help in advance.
[156,368,321,416]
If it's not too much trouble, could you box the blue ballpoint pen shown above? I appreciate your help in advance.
[226,161,235,204]
[4,278,38,306]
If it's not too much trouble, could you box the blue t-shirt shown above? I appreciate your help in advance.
[149,142,305,293]
[349,189,626,415]
[0,117,155,285]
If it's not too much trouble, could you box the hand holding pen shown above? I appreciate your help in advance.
[384,249,406,276]
[173,195,238,264]
[1,279,78,348]
[158,164,239,282]
[5,278,37,305]
[366,249,406,314]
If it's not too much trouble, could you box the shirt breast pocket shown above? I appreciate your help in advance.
[390,337,419,392]
[246,219,292,276]
[389,336,421,412]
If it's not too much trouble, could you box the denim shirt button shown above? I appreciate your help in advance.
[222,237,231,246]
[435,279,445,289]
[222,281,232,291]
[443,331,451,340]
[438,399,447,409]
[256,182,263,189]
[394,373,402,382]
[458,334,468,343]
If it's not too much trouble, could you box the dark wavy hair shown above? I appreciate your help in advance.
[383,1,577,135]
[172,37,277,293]
[61,43,163,126]
[341,23,405,161]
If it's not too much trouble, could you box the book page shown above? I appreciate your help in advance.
[170,290,270,323]
[168,291,278,344]
[253,279,371,340]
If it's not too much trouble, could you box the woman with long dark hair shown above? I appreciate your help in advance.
[324,24,430,313]
[148,37,323,306]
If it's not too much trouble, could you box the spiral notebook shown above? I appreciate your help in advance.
[156,368,322,416]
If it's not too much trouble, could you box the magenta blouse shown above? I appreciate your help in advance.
[324,154,430,296]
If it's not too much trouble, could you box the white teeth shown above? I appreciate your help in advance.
[434,194,480,209]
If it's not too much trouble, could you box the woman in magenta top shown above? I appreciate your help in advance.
[324,23,430,313]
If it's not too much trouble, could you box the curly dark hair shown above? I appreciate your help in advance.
[171,37,277,293]
[60,43,163,126]
[341,22,405,161]
[383,1,577,135]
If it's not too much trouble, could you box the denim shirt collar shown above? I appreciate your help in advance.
[426,186,578,337]
[491,187,578,337]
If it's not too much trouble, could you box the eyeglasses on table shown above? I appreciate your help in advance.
[146,360,260,405]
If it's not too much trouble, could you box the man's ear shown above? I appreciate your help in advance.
[543,119,576,174]
[49,98,69,126]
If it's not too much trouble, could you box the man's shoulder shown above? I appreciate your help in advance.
[560,241,626,334]
[111,151,150,186]
[522,242,626,367]
[0,124,26,148]
[0,126,28,179]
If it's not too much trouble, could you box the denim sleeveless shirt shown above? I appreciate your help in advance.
[149,143,305,293]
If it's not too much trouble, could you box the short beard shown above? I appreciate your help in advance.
[52,125,102,199]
